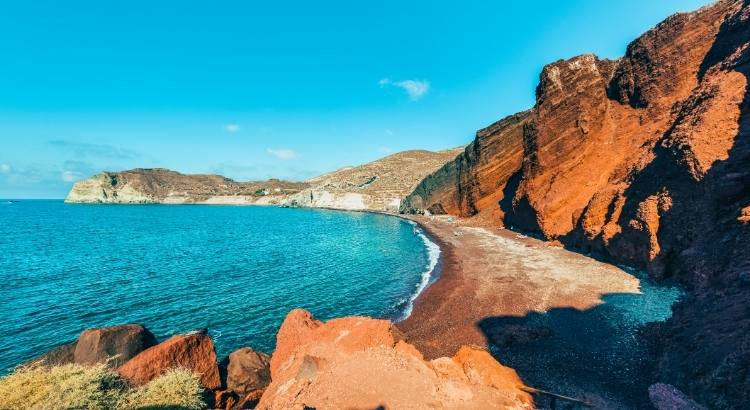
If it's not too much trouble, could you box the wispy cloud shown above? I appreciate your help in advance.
[267,148,298,160]
[223,124,240,133]
[61,170,83,182]
[0,164,11,174]
[385,129,394,135]
[49,140,140,160]
[379,78,430,100]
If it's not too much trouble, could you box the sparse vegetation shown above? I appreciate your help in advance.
[0,364,206,410]
[120,369,205,410]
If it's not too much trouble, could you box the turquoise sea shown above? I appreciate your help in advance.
[0,200,439,372]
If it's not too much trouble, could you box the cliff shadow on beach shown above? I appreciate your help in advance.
[477,291,679,409]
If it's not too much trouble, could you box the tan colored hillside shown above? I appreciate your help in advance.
[285,148,463,211]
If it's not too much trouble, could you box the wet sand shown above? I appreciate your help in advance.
[398,215,641,359]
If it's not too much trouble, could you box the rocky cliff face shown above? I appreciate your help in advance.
[286,148,463,212]
[402,114,528,223]
[403,1,750,407]
[65,168,308,205]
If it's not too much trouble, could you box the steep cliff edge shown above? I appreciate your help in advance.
[402,113,528,223]
[65,168,308,205]
[403,0,750,407]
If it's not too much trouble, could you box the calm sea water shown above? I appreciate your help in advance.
[0,200,438,372]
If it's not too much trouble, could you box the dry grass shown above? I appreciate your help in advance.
[0,364,205,410]
[0,364,123,409]
[120,369,205,410]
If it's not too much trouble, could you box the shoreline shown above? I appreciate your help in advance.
[396,215,644,359]
[54,200,644,362]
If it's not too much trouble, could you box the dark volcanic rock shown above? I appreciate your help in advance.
[74,324,157,367]
[226,347,271,395]
[117,331,221,389]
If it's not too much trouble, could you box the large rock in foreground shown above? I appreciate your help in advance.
[25,324,156,368]
[118,330,221,389]
[259,309,531,409]
[74,324,157,367]
[226,347,271,395]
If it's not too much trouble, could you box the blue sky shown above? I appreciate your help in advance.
[0,0,710,198]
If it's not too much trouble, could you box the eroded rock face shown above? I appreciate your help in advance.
[117,330,221,389]
[403,1,750,406]
[258,309,531,410]
[226,347,271,395]
[401,113,528,224]
[74,324,157,368]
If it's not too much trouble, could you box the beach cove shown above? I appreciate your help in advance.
[401,215,682,407]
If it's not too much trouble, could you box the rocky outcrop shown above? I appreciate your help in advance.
[258,309,531,410]
[402,1,750,407]
[65,168,308,205]
[26,312,531,409]
[25,324,156,368]
[74,324,158,367]
[225,347,271,395]
[285,149,463,212]
[117,330,221,389]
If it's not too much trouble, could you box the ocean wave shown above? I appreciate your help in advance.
[396,221,441,322]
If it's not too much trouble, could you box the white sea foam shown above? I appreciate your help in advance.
[397,221,441,322]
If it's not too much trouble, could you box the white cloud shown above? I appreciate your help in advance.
[61,170,83,182]
[267,148,298,160]
[223,124,240,133]
[0,164,11,174]
[379,78,430,100]
[385,129,393,135]
[378,146,393,154]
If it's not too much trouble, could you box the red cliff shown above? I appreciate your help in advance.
[403,0,750,406]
